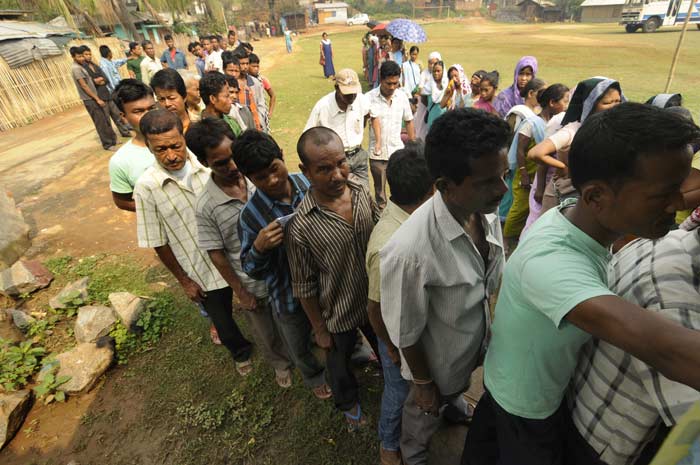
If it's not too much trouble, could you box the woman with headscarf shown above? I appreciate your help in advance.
[422,60,448,131]
[494,56,538,119]
[528,77,625,214]
[414,51,442,140]
[646,93,682,108]
[440,64,472,110]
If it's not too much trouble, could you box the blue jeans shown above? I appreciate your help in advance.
[378,339,409,451]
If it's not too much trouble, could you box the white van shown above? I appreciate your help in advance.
[620,0,700,32]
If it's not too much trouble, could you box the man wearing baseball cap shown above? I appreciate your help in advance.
[304,68,370,186]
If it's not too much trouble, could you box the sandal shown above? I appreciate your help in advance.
[343,403,367,433]
[235,359,253,377]
[275,368,293,388]
[209,324,222,345]
[312,383,332,400]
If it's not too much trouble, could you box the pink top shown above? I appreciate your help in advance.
[473,98,497,114]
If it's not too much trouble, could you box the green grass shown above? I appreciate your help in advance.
[264,20,700,165]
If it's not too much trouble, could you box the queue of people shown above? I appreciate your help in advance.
[88,26,700,465]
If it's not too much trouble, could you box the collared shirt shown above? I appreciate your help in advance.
[484,199,615,420]
[83,61,110,100]
[127,56,144,81]
[237,76,262,130]
[568,229,700,465]
[134,155,226,292]
[367,86,413,161]
[380,191,504,395]
[160,48,187,69]
[194,57,206,76]
[140,56,163,84]
[304,91,370,150]
[238,173,311,315]
[205,50,223,73]
[99,57,128,92]
[195,176,267,299]
[72,62,95,101]
[286,180,380,333]
[108,139,155,194]
[366,200,409,303]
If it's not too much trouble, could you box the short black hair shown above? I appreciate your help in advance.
[235,50,249,60]
[379,60,401,80]
[129,41,139,52]
[409,45,419,54]
[224,74,239,91]
[570,102,700,191]
[481,71,499,88]
[425,108,510,184]
[222,51,239,68]
[232,130,283,176]
[185,117,236,165]
[79,45,90,54]
[164,34,173,41]
[248,53,260,64]
[387,146,433,205]
[150,68,187,99]
[537,83,569,108]
[187,41,199,53]
[69,46,82,57]
[141,40,152,48]
[519,77,545,99]
[199,72,227,106]
[140,108,183,141]
[99,45,111,58]
[296,127,342,165]
[228,29,237,37]
[113,79,153,112]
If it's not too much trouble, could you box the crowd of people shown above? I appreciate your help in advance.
[67,26,700,465]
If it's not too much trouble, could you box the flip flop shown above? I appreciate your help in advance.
[312,383,333,400]
[343,404,366,433]
[275,368,293,388]
[235,359,253,377]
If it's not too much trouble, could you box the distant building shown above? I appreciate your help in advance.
[579,0,625,22]
[313,2,349,24]
[516,0,562,21]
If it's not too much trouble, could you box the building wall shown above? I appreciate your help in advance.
[317,7,348,24]
[580,5,623,22]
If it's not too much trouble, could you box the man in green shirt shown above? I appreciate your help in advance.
[462,103,700,465]
[126,42,144,82]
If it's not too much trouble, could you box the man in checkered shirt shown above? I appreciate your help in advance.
[567,222,700,465]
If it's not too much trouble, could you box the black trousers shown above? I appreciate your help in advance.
[83,99,117,149]
[203,287,252,363]
[461,389,569,465]
[326,323,379,411]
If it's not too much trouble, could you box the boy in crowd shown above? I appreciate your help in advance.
[248,53,276,132]
[188,41,206,76]
[234,51,262,130]
[134,109,253,375]
[199,71,242,136]
[463,103,700,465]
[139,40,162,84]
[126,41,144,81]
[160,34,187,70]
[233,130,332,400]
[151,69,191,133]
[223,74,255,131]
[187,118,293,387]
[109,79,157,212]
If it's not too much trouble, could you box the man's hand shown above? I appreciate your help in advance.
[236,287,258,310]
[534,186,545,204]
[253,221,284,253]
[180,276,206,303]
[95,77,106,85]
[414,381,440,417]
[96,98,106,107]
[314,326,333,351]
[519,169,531,189]
[386,343,401,366]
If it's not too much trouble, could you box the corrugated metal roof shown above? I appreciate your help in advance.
[580,0,625,6]
[0,38,64,68]
[0,20,75,41]
[313,2,349,9]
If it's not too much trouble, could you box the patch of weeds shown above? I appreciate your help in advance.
[45,255,73,275]
[52,289,87,318]
[0,338,46,391]
[32,363,70,404]
[26,316,58,340]
[109,292,174,364]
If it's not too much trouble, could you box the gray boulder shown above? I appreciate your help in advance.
[10,309,35,330]
[0,189,30,270]
[74,306,116,343]
[0,260,53,298]
[49,277,89,310]
[0,389,32,449]
[39,342,113,394]
[108,292,145,329]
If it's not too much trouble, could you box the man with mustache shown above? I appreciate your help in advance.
[286,126,381,432]
[379,109,510,465]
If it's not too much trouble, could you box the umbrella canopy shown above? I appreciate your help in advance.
[371,22,391,36]
[386,19,427,43]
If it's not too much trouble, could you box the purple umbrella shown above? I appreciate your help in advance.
[386,19,427,43]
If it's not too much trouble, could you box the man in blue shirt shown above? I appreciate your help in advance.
[233,130,331,401]
[160,34,188,70]
[98,45,128,93]
[188,41,206,76]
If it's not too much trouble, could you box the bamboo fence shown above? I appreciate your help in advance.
[0,33,191,131]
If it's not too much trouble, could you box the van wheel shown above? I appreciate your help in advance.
[625,24,638,33]
[642,17,659,33]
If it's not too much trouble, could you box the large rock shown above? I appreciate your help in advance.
[10,309,35,330]
[49,277,89,310]
[74,306,116,343]
[0,189,30,270]
[39,342,113,394]
[0,260,53,298]
[0,389,32,449]
[108,292,145,329]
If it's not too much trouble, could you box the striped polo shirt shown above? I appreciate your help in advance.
[134,155,226,292]
[286,179,380,333]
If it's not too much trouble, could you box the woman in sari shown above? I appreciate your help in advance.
[422,60,448,131]
[440,64,471,110]
[414,51,441,140]
[319,32,335,79]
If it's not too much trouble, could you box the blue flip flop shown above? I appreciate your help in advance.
[343,404,365,433]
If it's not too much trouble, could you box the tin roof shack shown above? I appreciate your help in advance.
[516,0,563,21]
[579,0,625,22]
[313,2,349,24]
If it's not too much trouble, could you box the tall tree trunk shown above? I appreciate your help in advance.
[142,0,168,28]
[65,0,105,36]
[111,0,142,41]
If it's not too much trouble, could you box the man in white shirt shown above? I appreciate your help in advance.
[367,61,415,208]
[139,40,163,85]
[205,35,223,72]
[305,68,370,186]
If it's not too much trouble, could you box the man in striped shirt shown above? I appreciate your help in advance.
[134,109,253,372]
[286,127,381,431]
[567,225,700,465]
[233,130,331,400]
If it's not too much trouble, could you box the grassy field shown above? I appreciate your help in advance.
[264,20,700,165]
[3,20,700,465]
